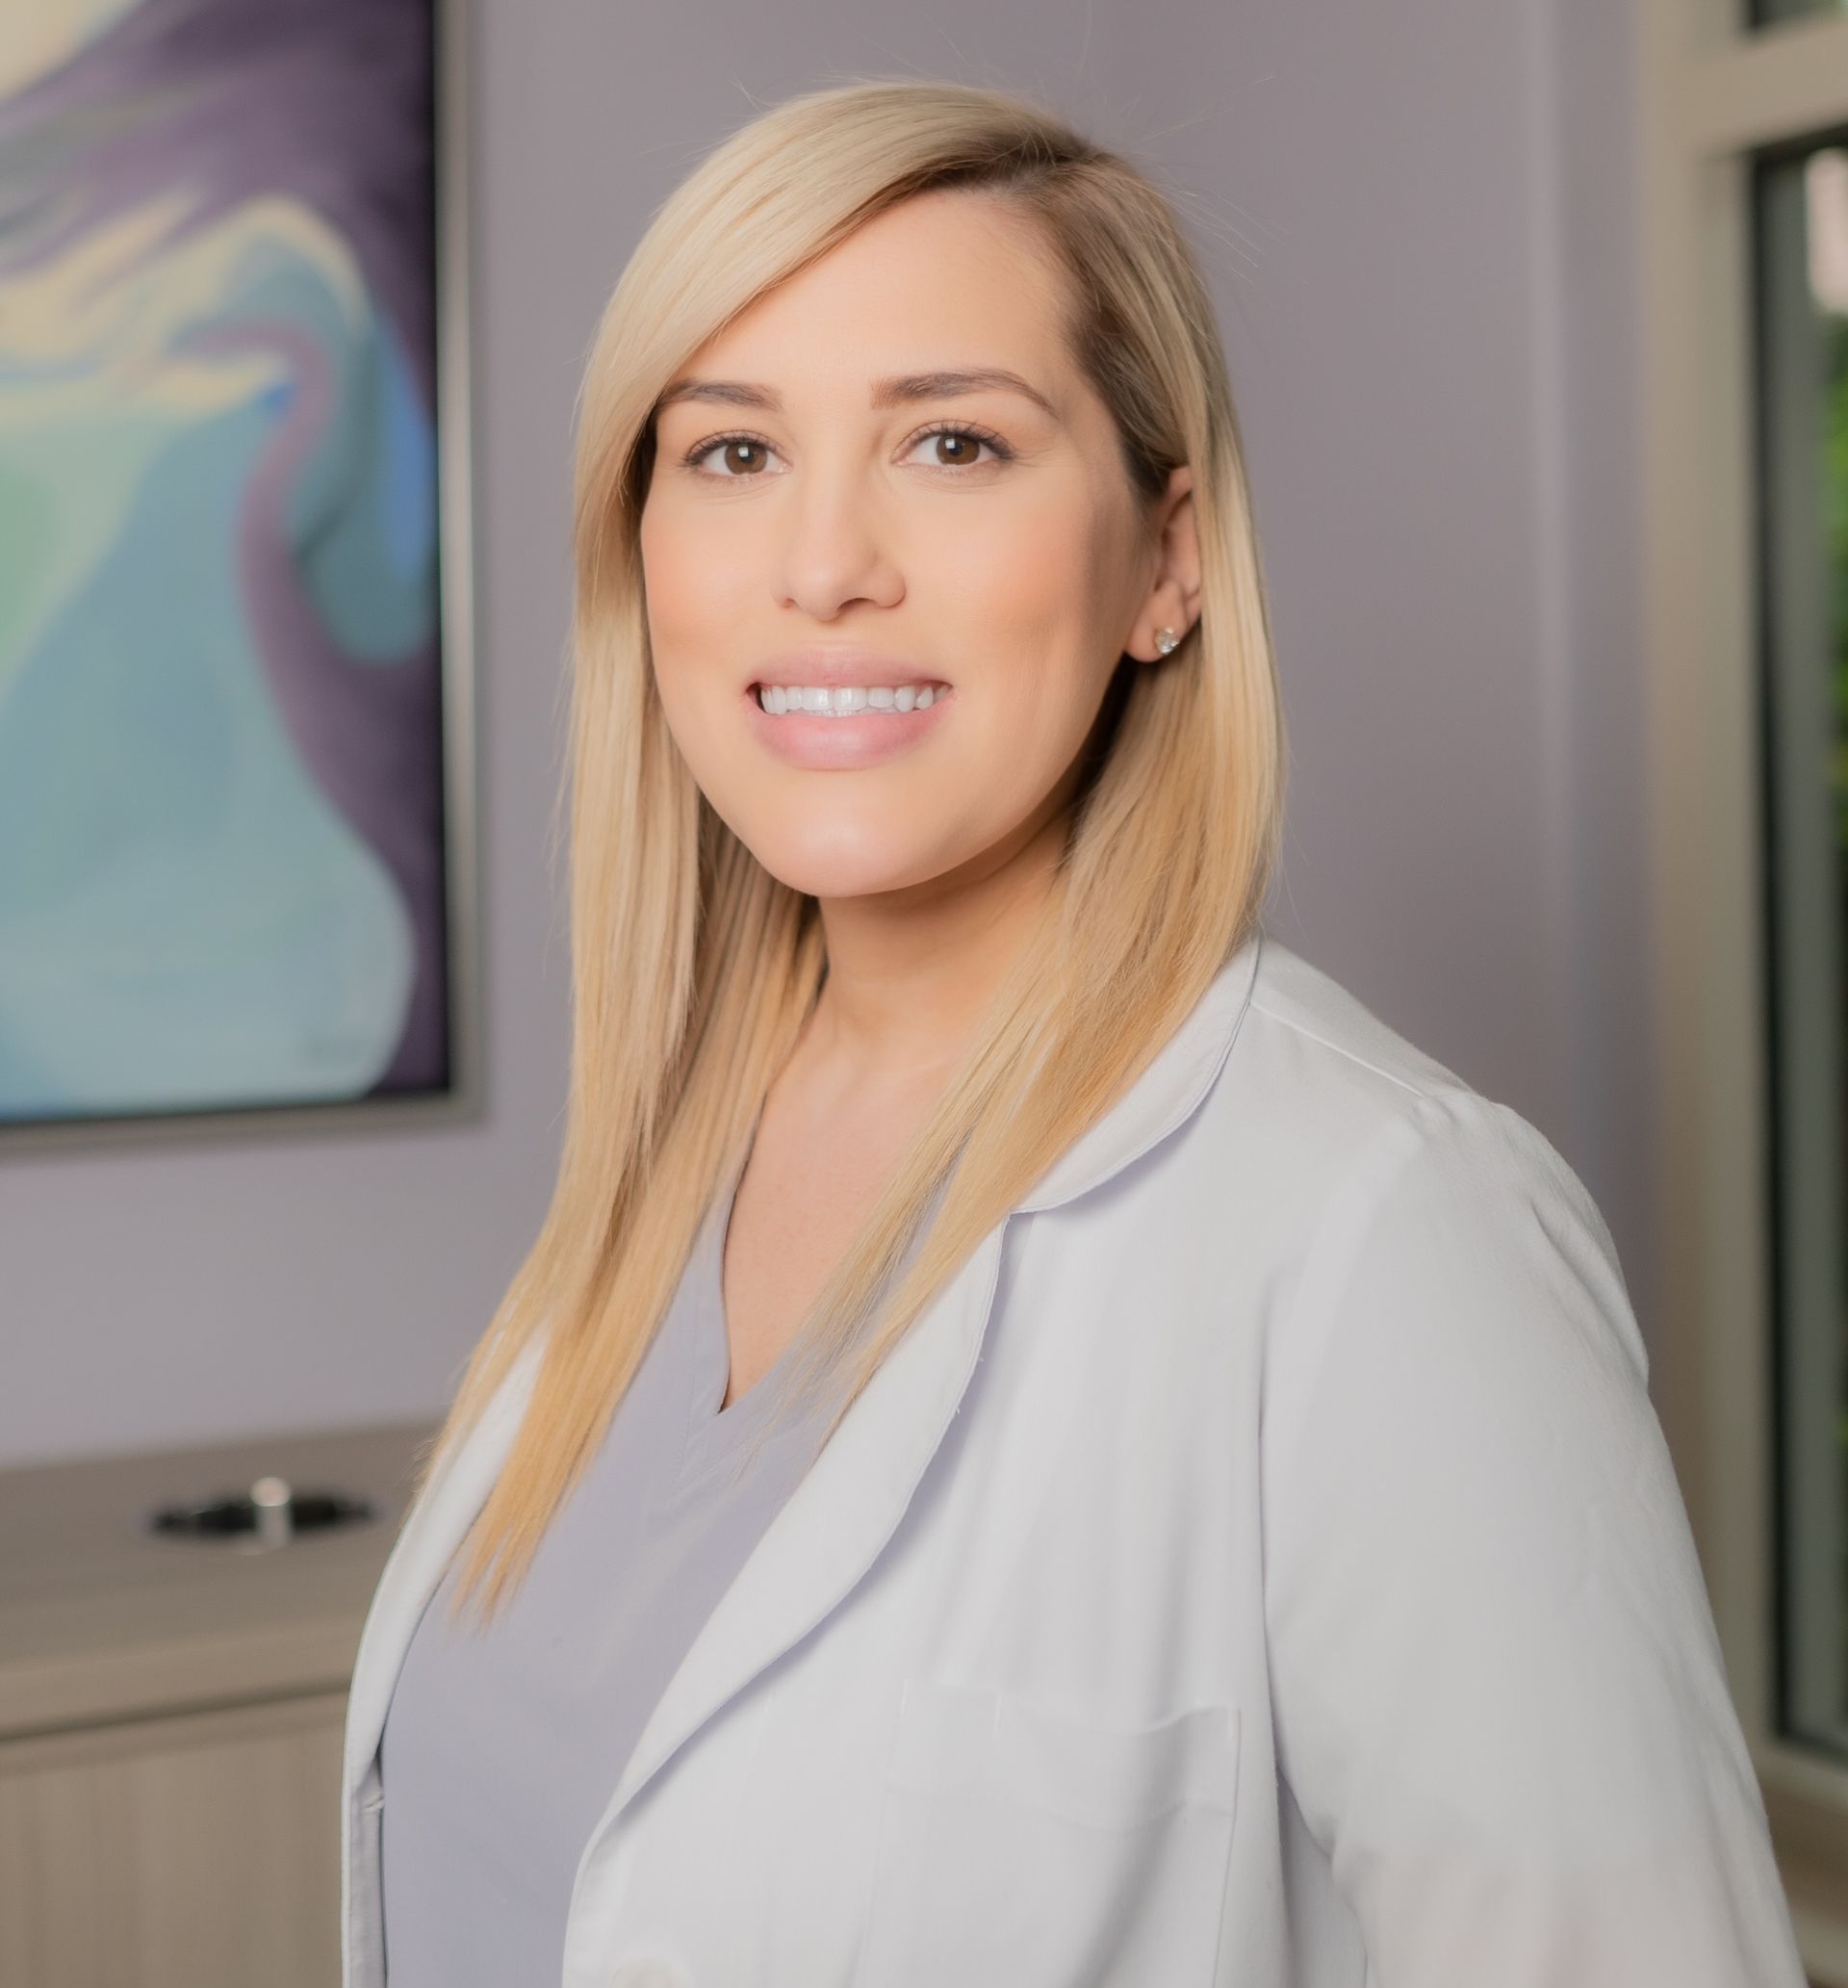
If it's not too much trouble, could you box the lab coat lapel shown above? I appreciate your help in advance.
[342,1331,546,1785]
[339,1211,1002,1805]
[593,1209,1010,1827]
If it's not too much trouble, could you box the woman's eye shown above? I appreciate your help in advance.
[685,435,783,478]
[903,426,1006,469]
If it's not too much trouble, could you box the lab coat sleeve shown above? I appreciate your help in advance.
[1259,1086,1807,1988]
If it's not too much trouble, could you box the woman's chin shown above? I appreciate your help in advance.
[749,841,954,904]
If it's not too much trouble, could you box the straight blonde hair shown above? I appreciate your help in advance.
[423,76,1287,1627]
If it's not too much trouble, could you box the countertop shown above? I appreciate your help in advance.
[0,1419,436,1742]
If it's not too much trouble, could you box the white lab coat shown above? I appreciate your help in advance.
[340,928,1808,1987]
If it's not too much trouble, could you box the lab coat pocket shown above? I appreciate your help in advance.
[858,1678,1241,1988]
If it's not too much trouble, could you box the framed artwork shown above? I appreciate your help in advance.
[0,0,478,1149]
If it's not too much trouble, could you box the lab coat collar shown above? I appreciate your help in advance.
[1016,923,1265,1212]
[345,925,1266,1818]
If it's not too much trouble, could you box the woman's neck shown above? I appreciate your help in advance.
[804,789,1068,1089]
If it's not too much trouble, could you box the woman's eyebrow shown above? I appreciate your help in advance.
[655,368,1058,419]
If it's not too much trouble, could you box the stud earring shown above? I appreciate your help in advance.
[1154,626,1181,657]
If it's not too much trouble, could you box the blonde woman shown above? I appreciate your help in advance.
[339,78,1805,1988]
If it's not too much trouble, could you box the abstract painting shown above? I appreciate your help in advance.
[0,0,470,1136]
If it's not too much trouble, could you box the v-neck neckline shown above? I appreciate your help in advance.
[662,1105,813,1501]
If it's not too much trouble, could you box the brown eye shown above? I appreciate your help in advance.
[902,424,1008,471]
[682,434,782,478]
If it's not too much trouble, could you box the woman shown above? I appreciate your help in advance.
[340,77,1807,1988]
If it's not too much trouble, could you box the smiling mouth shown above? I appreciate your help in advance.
[752,682,952,715]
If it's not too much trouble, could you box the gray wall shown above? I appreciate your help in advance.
[1,0,1653,1464]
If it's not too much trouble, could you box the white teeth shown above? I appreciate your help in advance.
[756,682,947,715]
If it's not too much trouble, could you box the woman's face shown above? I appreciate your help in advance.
[639,188,1194,901]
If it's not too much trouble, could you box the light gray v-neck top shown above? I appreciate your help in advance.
[376,1123,833,1987]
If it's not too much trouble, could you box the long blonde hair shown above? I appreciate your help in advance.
[423,75,1287,1627]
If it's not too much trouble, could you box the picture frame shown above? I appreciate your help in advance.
[0,0,481,1152]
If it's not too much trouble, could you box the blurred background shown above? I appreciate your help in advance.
[6,0,1846,1980]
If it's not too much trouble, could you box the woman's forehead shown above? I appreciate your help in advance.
[677,192,1078,393]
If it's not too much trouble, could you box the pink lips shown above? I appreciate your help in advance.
[742,680,954,771]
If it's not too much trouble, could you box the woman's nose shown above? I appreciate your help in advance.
[772,463,905,620]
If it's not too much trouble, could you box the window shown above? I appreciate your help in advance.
[1641,0,1848,1972]
[1756,132,1848,1765]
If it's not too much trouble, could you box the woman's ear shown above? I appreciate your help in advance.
[1131,466,1202,662]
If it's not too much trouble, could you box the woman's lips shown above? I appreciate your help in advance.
[741,682,955,770]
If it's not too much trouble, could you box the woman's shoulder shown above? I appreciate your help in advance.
[1234,933,1476,1123]
[1220,936,1578,1185]
[1198,935,1628,1339]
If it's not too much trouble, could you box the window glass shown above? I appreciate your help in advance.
[1756,138,1848,1759]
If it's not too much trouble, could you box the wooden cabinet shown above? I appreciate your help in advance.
[0,1422,431,1988]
